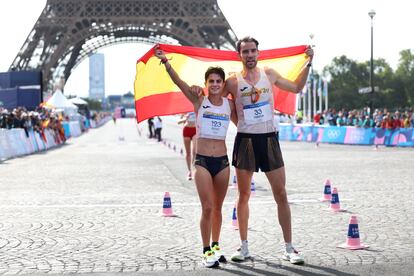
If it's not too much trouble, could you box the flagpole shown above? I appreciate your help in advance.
[319,77,322,113]
[324,78,328,112]
[303,84,307,122]
[308,80,312,122]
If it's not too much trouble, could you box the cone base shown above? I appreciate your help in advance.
[337,243,369,250]
[161,209,176,217]
[329,208,347,212]
[161,213,177,217]
[319,198,331,202]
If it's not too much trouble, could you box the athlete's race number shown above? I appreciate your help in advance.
[212,120,222,128]
[254,109,262,116]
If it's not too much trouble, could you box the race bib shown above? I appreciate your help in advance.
[200,113,230,138]
[243,101,272,124]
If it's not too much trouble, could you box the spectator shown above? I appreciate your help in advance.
[154,116,162,142]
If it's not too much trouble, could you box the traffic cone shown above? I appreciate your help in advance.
[161,192,175,217]
[319,179,332,202]
[337,215,369,249]
[250,180,256,196]
[230,175,238,189]
[329,187,346,212]
[180,148,183,155]
[231,203,238,230]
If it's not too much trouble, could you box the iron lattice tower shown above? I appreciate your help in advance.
[9,0,238,91]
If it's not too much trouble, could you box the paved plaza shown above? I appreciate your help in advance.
[0,118,413,275]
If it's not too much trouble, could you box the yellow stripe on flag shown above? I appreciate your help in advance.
[134,44,309,122]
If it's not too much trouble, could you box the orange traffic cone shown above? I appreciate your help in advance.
[250,180,256,196]
[337,215,369,250]
[329,187,346,212]
[230,175,238,189]
[161,192,176,217]
[231,203,238,230]
[319,179,332,202]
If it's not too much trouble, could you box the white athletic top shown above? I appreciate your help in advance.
[235,68,276,133]
[196,96,231,140]
[186,112,196,124]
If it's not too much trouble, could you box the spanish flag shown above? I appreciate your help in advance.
[134,44,309,123]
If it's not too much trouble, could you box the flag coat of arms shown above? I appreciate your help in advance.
[134,44,310,123]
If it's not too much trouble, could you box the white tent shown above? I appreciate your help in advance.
[69,97,88,105]
[46,90,78,114]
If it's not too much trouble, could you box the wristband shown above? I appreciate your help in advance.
[161,58,168,64]
[306,62,312,67]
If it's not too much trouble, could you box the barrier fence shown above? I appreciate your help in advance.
[0,117,112,161]
[279,124,414,147]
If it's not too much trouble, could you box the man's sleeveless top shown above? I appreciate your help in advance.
[196,96,231,140]
[235,68,276,133]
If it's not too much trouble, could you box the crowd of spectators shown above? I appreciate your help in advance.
[312,108,413,129]
[0,106,67,144]
[277,107,414,129]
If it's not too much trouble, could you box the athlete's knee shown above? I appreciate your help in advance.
[201,202,214,216]
[238,191,251,205]
[273,188,288,204]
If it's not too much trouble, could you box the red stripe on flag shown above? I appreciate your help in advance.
[137,44,308,64]
[135,92,193,123]
[273,87,297,115]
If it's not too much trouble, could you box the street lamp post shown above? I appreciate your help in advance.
[368,9,376,115]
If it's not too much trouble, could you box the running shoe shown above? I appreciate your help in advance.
[202,250,219,268]
[212,244,227,263]
[187,172,192,180]
[282,249,305,264]
[230,245,250,262]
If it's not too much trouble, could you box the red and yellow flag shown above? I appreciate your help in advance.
[134,44,309,123]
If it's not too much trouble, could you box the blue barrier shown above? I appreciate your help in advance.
[279,124,414,147]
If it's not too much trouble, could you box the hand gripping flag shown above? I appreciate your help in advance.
[134,44,310,123]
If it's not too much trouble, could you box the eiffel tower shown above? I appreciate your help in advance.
[10,0,238,91]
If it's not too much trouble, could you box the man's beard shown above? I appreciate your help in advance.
[245,59,257,69]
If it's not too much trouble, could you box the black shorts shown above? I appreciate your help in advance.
[194,154,229,177]
[232,132,284,172]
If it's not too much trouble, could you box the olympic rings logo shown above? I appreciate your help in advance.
[327,129,341,139]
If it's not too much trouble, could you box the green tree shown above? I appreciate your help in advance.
[395,49,414,107]
[323,55,401,111]
[323,56,368,110]
[83,98,102,111]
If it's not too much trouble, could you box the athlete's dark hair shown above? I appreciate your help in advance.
[236,36,259,53]
[204,66,225,82]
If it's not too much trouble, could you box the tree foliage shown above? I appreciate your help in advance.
[322,49,414,110]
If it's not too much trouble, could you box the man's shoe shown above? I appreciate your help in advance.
[212,244,227,263]
[202,250,219,268]
[282,249,305,264]
[230,246,250,262]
